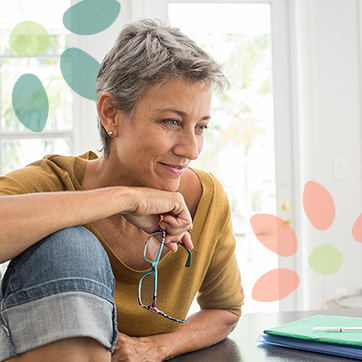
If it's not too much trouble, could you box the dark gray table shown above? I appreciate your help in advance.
[171,309,362,361]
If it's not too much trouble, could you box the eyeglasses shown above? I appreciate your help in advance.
[138,229,192,323]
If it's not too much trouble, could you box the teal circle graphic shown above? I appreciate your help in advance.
[63,0,121,35]
[60,48,100,101]
[12,73,49,132]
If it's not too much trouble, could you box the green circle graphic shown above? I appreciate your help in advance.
[9,21,50,57]
[308,244,343,275]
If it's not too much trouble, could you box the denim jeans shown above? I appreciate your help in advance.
[0,226,118,360]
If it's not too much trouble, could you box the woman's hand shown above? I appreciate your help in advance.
[111,310,239,361]
[111,333,170,362]
[120,188,193,252]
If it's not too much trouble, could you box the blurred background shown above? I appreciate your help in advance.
[1,0,362,314]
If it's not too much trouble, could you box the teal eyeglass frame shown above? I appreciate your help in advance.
[138,229,192,323]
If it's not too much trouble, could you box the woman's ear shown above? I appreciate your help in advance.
[98,92,119,137]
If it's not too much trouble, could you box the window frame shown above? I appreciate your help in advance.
[0,0,103,175]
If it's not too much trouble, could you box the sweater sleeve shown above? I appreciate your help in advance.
[0,160,68,195]
[0,153,88,195]
[196,175,244,317]
[0,151,94,195]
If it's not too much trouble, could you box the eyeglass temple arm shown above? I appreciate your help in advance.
[180,242,192,267]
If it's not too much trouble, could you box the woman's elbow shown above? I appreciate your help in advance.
[227,314,240,335]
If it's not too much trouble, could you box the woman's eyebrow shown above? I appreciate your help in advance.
[156,108,211,121]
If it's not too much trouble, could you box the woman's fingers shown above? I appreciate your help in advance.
[161,214,192,234]
[160,213,194,251]
[122,188,193,235]
[180,231,193,249]
[120,187,194,252]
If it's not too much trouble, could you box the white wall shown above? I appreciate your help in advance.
[291,0,362,310]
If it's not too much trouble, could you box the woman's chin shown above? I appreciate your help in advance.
[156,179,181,192]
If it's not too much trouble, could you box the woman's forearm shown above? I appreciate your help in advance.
[0,187,125,262]
[0,186,193,263]
[151,309,239,360]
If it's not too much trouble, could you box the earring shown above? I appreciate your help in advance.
[109,131,114,136]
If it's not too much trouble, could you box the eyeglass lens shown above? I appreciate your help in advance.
[144,232,164,262]
[139,273,154,306]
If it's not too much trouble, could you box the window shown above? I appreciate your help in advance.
[0,0,73,175]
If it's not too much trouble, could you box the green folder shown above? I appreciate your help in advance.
[258,315,362,359]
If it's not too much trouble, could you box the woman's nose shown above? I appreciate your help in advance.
[173,131,201,161]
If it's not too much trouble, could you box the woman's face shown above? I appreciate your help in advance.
[112,77,212,191]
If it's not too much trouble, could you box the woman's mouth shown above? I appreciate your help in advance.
[159,162,188,175]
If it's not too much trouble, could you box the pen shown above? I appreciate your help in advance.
[313,326,362,332]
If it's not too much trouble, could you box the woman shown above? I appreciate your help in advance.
[0,20,244,361]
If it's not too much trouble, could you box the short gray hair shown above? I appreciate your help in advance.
[96,19,229,157]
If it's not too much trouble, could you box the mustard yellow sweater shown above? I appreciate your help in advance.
[0,152,244,336]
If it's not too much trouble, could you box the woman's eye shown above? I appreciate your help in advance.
[164,119,180,127]
[197,124,209,132]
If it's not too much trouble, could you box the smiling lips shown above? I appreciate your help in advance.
[159,162,188,175]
